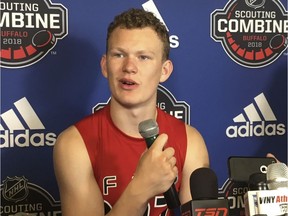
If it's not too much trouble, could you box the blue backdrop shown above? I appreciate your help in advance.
[1,0,287,215]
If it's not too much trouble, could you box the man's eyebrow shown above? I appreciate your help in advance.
[136,50,156,55]
[108,47,156,56]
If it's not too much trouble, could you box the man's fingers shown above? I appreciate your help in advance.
[266,153,280,163]
[150,133,168,151]
[169,156,177,167]
[148,133,177,175]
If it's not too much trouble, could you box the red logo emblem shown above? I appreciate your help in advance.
[0,0,68,68]
[211,0,288,68]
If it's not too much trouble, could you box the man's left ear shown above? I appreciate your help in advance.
[160,60,173,83]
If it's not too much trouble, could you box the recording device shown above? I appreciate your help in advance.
[181,167,229,216]
[244,162,288,216]
[138,119,181,214]
[228,156,277,182]
[228,156,277,215]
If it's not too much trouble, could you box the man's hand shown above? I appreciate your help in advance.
[132,134,178,199]
[266,153,280,163]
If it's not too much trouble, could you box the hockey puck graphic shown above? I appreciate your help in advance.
[32,30,56,51]
[269,34,287,50]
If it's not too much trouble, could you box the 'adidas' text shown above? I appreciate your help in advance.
[226,121,286,138]
[0,129,57,148]
[0,97,57,148]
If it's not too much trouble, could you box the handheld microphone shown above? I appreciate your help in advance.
[181,167,229,216]
[138,119,181,214]
[138,119,159,148]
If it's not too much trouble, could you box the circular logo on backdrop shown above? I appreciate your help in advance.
[211,0,288,68]
[0,0,68,69]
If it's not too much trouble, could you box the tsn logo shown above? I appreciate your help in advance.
[194,207,228,216]
[181,207,228,216]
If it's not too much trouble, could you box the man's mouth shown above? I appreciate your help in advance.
[120,79,137,86]
[122,81,134,85]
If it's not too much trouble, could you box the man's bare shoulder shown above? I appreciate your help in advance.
[57,126,82,142]
[53,125,90,180]
[184,124,209,167]
[185,124,204,141]
[54,126,85,155]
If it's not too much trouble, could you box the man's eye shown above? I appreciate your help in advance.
[139,55,150,60]
[113,53,124,58]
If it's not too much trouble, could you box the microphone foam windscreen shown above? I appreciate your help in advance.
[138,119,159,138]
[248,172,267,190]
[190,167,218,200]
[266,162,288,190]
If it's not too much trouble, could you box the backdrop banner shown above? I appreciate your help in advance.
[1,0,287,215]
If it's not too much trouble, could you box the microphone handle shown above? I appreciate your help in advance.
[144,135,181,209]
[163,184,181,209]
[145,135,158,148]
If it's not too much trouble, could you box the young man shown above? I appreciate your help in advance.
[53,8,209,216]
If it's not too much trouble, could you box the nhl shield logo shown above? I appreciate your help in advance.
[2,176,29,202]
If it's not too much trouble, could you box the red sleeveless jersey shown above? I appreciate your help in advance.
[75,105,187,216]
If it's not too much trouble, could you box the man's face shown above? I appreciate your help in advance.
[101,27,172,108]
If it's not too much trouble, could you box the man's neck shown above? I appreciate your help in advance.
[109,99,157,138]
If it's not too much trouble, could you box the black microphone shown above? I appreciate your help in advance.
[248,172,268,191]
[181,167,229,216]
[244,172,268,216]
[138,119,181,214]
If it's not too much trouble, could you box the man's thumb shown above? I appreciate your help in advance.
[150,133,168,151]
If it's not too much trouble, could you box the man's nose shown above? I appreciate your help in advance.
[122,57,137,74]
